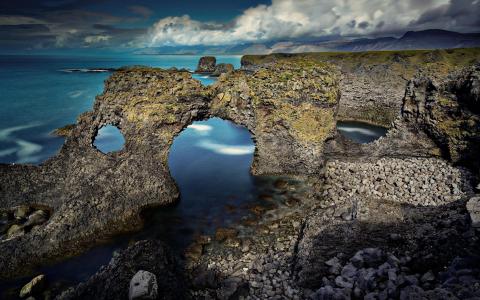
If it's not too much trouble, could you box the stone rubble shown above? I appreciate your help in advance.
[324,157,471,207]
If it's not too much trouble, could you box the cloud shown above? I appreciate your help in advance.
[84,34,111,44]
[149,0,480,46]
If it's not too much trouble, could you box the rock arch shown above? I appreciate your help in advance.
[0,62,340,278]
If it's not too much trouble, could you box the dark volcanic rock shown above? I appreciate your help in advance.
[195,56,216,73]
[402,64,480,174]
[57,240,185,300]
[212,63,234,76]
[0,62,340,279]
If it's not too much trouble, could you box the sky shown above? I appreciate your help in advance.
[1,0,479,53]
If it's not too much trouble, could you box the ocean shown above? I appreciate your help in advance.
[0,54,241,165]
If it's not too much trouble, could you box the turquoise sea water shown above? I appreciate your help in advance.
[0,54,241,164]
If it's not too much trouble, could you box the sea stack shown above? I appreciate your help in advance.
[195,56,216,73]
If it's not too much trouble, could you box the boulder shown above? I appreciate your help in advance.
[129,270,158,300]
[466,197,480,227]
[14,205,31,220]
[7,224,24,239]
[19,274,46,298]
[56,240,185,300]
[195,56,216,73]
[24,210,48,227]
[212,63,234,76]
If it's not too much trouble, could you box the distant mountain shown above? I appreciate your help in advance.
[336,29,480,52]
[135,29,480,55]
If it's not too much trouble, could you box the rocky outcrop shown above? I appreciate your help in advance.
[0,61,340,279]
[242,48,480,126]
[212,63,234,76]
[57,240,185,300]
[195,56,216,73]
[402,64,480,174]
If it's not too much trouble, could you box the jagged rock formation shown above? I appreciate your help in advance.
[0,61,340,279]
[195,56,216,73]
[242,48,480,126]
[212,63,234,76]
[402,64,480,175]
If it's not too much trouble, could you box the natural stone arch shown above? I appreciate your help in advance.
[0,62,340,279]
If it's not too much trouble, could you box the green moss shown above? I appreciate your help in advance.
[242,48,480,78]
[52,124,75,136]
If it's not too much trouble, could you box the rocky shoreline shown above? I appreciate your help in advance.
[1,50,480,299]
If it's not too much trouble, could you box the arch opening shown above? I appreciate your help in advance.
[92,125,125,154]
[139,117,260,250]
[337,120,388,144]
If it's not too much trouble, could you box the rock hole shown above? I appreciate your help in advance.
[337,121,388,144]
[142,118,257,250]
[93,125,125,154]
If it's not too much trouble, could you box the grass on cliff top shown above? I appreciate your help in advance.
[242,48,480,76]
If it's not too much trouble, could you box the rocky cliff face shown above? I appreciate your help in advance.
[0,61,340,279]
[195,56,216,73]
[402,64,480,174]
[242,48,480,126]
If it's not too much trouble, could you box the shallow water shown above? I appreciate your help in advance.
[337,120,388,143]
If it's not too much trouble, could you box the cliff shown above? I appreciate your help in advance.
[242,48,480,126]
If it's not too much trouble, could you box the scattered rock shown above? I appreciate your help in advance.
[128,270,158,300]
[20,274,46,298]
[466,197,480,227]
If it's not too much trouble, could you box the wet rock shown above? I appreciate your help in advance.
[215,228,238,242]
[14,205,31,220]
[0,211,9,224]
[466,197,480,227]
[20,274,46,298]
[129,270,158,300]
[196,56,216,73]
[185,243,203,261]
[7,224,24,238]
[24,210,48,227]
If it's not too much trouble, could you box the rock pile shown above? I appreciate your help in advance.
[0,206,49,240]
[324,157,471,207]
[310,248,480,300]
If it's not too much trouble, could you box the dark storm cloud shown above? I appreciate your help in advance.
[412,0,480,31]
[0,0,151,50]
[1,0,480,50]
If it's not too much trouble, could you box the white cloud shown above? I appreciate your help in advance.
[148,0,479,46]
[84,35,112,44]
